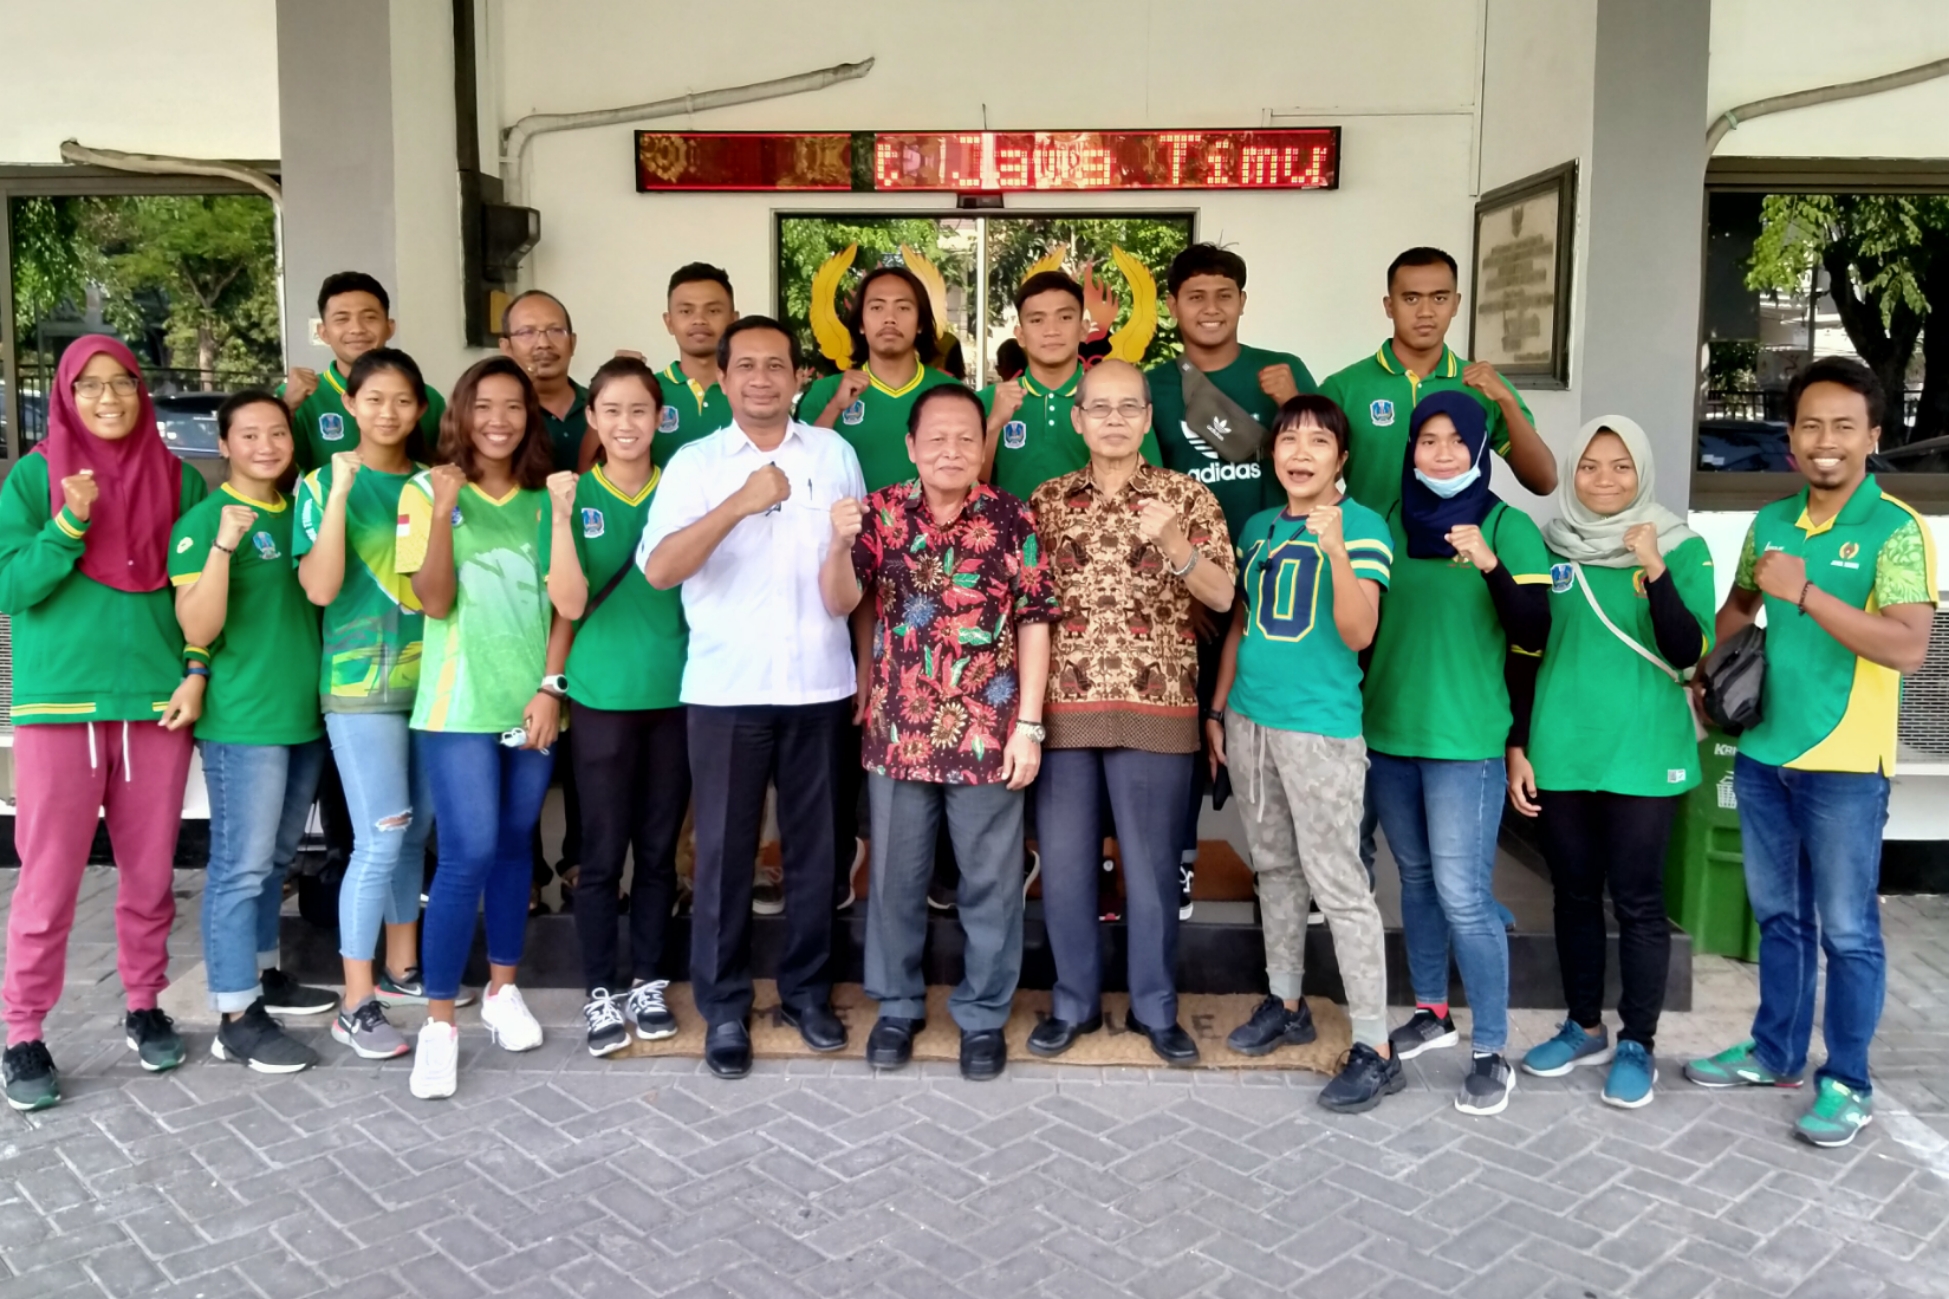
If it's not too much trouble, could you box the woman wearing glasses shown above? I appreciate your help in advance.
[0,336,211,1112]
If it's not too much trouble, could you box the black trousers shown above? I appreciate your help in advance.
[1538,789,1679,1049]
[688,700,847,1025]
[569,703,689,996]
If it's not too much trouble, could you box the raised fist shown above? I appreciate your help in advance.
[732,464,791,518]
[216,504,257,550]
[989,380,1026,425]
[834,369,871,407]
[546,470,579,517]
[60,471,97,522]
[327,450,362,498]
[283,366,319,410]
[428,463,468,511]
[830,497,865,543]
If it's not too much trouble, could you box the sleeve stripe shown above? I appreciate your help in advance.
[169,572,201,587]
[53,511,86,540]
[1345,539,1393,559]
[1350,560,1390,578]
[1511,573,1553,585]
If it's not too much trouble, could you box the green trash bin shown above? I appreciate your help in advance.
[1664,728,1761,961]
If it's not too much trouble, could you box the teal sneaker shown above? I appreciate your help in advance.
[1796,1078,1873,1148]
[1602,1040,1657,1108]
[3,1041,60,1112]
[1521,1020,1614,1077]
[1683,1039,1803,1089]
[124,1008,185,1073]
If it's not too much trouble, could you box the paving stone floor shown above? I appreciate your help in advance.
[1,868,1946,1298]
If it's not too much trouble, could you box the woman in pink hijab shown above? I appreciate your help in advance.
[0,335,209,1112]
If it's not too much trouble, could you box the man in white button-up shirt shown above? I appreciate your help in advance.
[640,317,865,1078]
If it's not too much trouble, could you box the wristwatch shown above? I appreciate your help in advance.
[1015,719,1047,743]
[540,674,569,699]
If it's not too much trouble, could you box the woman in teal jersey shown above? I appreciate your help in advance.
[402,356,565,1101]
[1507,416,1714,1109]
[293,348,439,1064]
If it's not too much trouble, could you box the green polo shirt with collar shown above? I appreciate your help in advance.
[655,362,732,469]
[1322,340,1527,516]
[541,380,589,472]
[1733,476,1938,774]
[978,364,1161,502]
[802,362,960,493]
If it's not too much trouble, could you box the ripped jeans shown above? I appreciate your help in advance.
[325,711,434,963]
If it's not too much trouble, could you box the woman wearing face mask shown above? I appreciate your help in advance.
[1507,417,1714,1109]
[170,391,338,1074]
[540,357,690,1057]
[0,336,209,1112]
[402,356,566,1100]
[294,347,449,1063]
[1362,389,1551,1117]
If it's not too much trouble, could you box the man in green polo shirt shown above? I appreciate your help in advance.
[657,263,737,468]
[281,272,446,472]
[802,265,958,493]
[1684,358,1936,1149]
[980,271,1159,501]
[499,289,588,472]
[1322,247,1556,514]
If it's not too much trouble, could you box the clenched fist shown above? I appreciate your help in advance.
[830,497,865,544]
[1624,522,1665,580]
[282,366,319,410]
[216,504,257,550]
[60,471,97,522]
[1446,523,1498,573]
[1258,364,1300,406]
[989,380,1026,426]
[427,463,467,512]
[1462,361,1513,406]
[1306,503,1345,557]
[731,464,791,518]
[327,450,362,499]
[546,470,579,517]
[1135,499,1185,552]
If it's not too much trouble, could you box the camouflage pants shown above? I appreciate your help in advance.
[1225,715,1388,1049]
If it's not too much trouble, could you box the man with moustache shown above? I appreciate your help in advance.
[498,290,589,473]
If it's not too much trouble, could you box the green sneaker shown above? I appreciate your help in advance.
[3,1041,60,1112]
[1683,1039,1804,1089]
[1796,1078,1873,1148]
[124,1008,186,1073]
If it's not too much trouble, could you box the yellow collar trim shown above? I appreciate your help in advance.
[594,463,659,506]
[221,482,286,512]
[466,482,522,507]
[865,361,927,399]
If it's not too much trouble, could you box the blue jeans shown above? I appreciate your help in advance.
[199,739,326,1013]
[325,712,434,963]
[418,731,555,1002]
[1368,751,1510,1052]
[1735,754,1888,1094]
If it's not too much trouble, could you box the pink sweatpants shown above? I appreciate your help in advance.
[4,720,193,1044]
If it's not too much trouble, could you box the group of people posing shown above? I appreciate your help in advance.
[0,242,1931,1150]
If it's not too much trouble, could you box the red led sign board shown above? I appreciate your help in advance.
[635,128,1338,193]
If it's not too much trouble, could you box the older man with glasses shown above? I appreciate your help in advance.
[499,289,589,472]
[1024,359,1236,1066]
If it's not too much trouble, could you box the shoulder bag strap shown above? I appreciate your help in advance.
[1572,561,1680,683]
[580,523,648,621]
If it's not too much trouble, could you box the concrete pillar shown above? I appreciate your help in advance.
[1581,0,1711,511]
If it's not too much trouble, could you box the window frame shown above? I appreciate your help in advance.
[0,164,276,471]
[1694,157,1949,512]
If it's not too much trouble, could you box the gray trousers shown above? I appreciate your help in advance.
[1225,715,1389,1049]
[864,774,1025,1032]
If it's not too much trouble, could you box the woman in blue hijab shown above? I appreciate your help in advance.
[1361,389,1552,1117]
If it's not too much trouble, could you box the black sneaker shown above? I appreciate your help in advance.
[582,989,629,1058]
[1225,996,1318,1056]
[926,877,957,912]
[124,1008,186,1073]
[211,1001,318,1074]
[1388,1008,1459,1060]
[626,980,677,1042]
[1319,1043,1405,1113]
[2,1041,60,1112]
[260,969,338,1017]
[1456,1052,1516,1116]
[1178,861,1195,921]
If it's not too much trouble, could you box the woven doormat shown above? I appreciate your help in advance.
[615,981,1351,1075]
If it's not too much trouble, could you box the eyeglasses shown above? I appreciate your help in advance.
[505,325,570,343]
[73,376,138,400]
[1078,400,1150,423]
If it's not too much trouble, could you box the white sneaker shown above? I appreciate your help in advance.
[410,1021,459,1100]
[480,983,543,1052]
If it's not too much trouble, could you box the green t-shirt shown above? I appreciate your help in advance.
[282,361,447,474]
[1230,499,1393,740]
[978,365,1161,502]
[655,363,732,468]
[397,476,550,733]
[1148,343,1316,539]
[1321,341,1528,517]
[1363,501,1552,760]
[801,363,960,493]
[1732,477,1938,773]
[169,486,323,746]
[292,462,425,714]
[1528,537,1716,796]
[538,465,688,712]
[542,381,588,472]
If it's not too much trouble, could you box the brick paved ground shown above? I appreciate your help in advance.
[2,869,1946,1298]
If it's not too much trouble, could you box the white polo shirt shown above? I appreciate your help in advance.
[639,419,866,707]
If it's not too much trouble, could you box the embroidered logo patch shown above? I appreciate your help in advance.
[1370,399,1395,427]
[841,399,866,426]
[1002,420,1028,450]
[252,532,280,561]
[175,536,194,554]
[581,507,605,539]
[450,507,464,527]
[1549,562,1573,593]
[658,404,679,434]
[319,413,345,441]
[1633,570,1649,596]
[1839,541,1860,560]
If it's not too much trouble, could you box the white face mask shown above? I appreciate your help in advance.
[1413,465,1481,499]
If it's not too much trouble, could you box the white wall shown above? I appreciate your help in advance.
[1709,0,1949,158]
[0,0,278,163]
[386,0,471,397]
